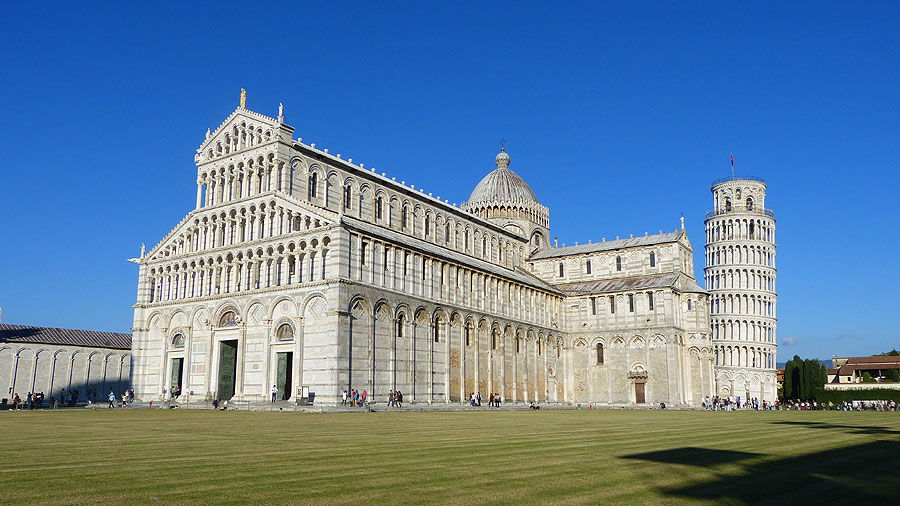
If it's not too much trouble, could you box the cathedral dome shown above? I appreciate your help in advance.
[467,148,539,204]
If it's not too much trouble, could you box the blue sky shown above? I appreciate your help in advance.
[1,2,897,361]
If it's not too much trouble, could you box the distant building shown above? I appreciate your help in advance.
[827,356,900,384]
[0,324,131,404]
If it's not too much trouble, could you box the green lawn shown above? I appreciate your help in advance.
[1,409,898,504]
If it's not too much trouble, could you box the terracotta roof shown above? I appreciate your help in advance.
[530,231,683,260]
[0,324,131,350]
[840,356,900,365]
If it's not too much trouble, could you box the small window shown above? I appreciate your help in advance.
[276,323,294,341]
[648,291,654,311]
[218,311,238,327]
[725,199,732,212]
[343,186,352,209]
[491,331,498,350]
[360,241,368,265]
[609,296,615,314]
[616,256,622,271]
[171,334,185,348]
[445,224,450,243]
[375,196,383,220]
[596,343,604,365]
[746,197,754,211]
[585,259,592,274]
[628,294,635,312]
[649,251,656,267]
[401,208,408,229]
[515,338,521,354]
[590,297,597,315]
[308,173,318,199]
[434,324,440,343]
[464,325,471,347]
[424,215,431,236]
[558,262,564,277]
[687,299,693,311]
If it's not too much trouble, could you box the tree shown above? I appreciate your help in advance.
[875,349,900,356]
[781,355,826,401]
[861,372,877,383]
[884,369,900,383]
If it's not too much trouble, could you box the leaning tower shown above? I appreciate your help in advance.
[705,176,777,402]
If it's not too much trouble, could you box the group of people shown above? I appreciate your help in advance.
[107,390,135,408]
[6,388,134,410]
[8,392,46,410]
[701,396,899,412]
[341,389,368,407]
[781,399,898,411]
[468,392,503,407]
[387,390,404,407]
[702,396,772,411]
[338,389,406,407]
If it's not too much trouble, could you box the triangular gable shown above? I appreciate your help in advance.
[196,107,292,156]
[143,192,336,263]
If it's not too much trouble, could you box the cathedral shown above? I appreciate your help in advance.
[130,93,777,406]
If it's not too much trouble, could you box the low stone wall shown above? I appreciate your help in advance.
[824,383,900,391]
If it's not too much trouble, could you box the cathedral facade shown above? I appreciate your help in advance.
[130,96,770,407]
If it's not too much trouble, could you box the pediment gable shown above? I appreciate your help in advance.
[143,192,335,263]
[196,108,293,163]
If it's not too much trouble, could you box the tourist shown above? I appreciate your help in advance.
[271,384,278,403]
[341,390,348,406]
[362,389,368,405]
[388,390,395,407]
[496,395,502,408]
[489,393,495,407]
[107,391,115,408]
[12,393,20,411]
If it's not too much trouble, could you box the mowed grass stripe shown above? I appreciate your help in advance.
[1,410,897,504]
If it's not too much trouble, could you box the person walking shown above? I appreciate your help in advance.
[271,385,278,403]
[341,390,348,406]
[361,389,368,405]
[107,391,115,409]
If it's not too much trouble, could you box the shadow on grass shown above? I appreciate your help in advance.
[622,440,900,501]
[769,420,900,435]
[622,447,760,467]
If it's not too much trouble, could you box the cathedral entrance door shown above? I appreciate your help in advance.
[217,340,238,401]
[170,358,184,398]
[634,381,646,404]
[276,352,293,401]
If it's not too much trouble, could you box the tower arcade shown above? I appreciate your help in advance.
[704,176,778,401]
